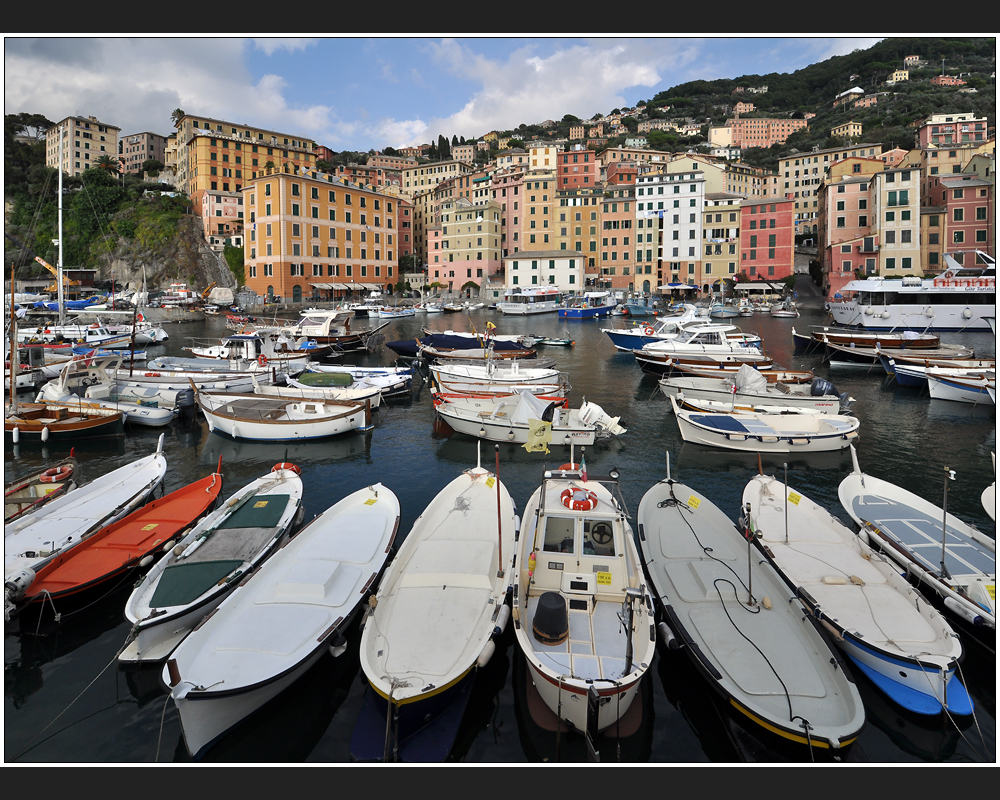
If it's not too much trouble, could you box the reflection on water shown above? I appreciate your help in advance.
[4,304,995,763]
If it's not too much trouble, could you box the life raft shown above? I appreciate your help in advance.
[560,487,598,511]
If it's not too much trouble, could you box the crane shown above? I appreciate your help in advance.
[3,232,81,293]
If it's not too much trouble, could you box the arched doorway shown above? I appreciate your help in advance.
[292,285,302,303]
[266,285,274,301]
[642,279,651,294]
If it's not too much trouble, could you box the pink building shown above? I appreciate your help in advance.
[933,176,994,259]
[490,168,526,258]
[916,114,990,147]
[738,197,795,281]
[120,131,169,175]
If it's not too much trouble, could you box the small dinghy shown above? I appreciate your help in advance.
[838,445,995,650]
[165,482,400,759]
[669,395,859,453]
[511,460,655,735]
[4,455,79,523]
[638,470,865,758]
[119,463,304,664]
[743,472,971,716]
[353,449,516,761]
[12,469,223,617]
[4,436,167,608]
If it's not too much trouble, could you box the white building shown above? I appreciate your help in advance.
[502,250,585,292]
[634,169,707,291]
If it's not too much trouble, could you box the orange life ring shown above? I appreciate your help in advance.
[558,462,580,472]
[560,487,598,511]
[258,355,268,367]
[643,325,655,336]
[271,462,301,474]
[90,323,100,329]
[145,372,160,377]
[40,464,73,483]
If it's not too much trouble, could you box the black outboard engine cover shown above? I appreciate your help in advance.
[174,387,196,419]
[532,591,569,646]
[810,377,838,398]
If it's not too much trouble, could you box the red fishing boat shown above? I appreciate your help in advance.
[17,468,224,609]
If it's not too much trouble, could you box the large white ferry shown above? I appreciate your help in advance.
[829,252,994,331]
[497,287,563,315]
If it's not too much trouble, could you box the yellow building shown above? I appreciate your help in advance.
[243,172,397,303]
[831,121,863,140]
[172,114,317,217]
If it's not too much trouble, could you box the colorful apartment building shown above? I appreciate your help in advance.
[635,168,707,294]
[818,175,875,296]
[558,146,597,190]
[916,113,990,147]
[724,116,808,148]
[45,115,121,177]
[171,114,317,218]
[599,185,637,292]
[452,143,476,164]
[490,167,526,258]
[554,186,604,278]
[400,159,473,196]
[738,197,795,282]
[425,197,502,293]
[502,250,585,292]
[243,172,398,302]
[520,173,557,253]
[930,75,967,87]
[368,153,419,171]
[831,121,863,140]
[700,194,743,289]
[872,168,922,276]
[933,176,994,260]
[119,131,169,175]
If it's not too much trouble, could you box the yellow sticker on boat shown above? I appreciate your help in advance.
[987,584,996,601]
[254,501,269,508]
[364,498,377,505]
[688,496,701,509]
[485,477,496,489]
[788,492,801,505]
[596,572,612,585]
[141,523,159,530]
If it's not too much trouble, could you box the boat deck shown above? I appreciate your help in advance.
[522,595,628,682]
[847,493,995,579]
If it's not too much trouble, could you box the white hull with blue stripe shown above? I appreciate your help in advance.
[743,473,971,716]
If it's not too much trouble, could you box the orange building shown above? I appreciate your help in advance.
[243,172,398,303]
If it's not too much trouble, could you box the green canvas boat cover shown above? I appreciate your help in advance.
[218,493,291,529]
[149,559,243,607]
[297,371,354,387]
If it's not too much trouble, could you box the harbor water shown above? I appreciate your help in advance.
[5,302,996,763]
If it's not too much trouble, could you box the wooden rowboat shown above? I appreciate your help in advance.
[4,456,79,523]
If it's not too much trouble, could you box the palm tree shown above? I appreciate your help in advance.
[94,154,121,174]
[171,108,185,128]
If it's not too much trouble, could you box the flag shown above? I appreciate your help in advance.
[522,418,552,454]
[580,452,588,482]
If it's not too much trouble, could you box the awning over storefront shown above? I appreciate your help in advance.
[309,282,385,291]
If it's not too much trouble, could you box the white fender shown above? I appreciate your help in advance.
[476,639,496,668]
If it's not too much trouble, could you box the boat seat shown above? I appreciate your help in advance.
[773,382,791,394]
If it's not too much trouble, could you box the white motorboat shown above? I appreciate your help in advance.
[984,453,996,523]
[196,390,373,442]
[497,287,564,315]
[148,354,306,378]
[185,331,319,367]
[511,461,655,734]
[926,368,996,405]
[119,463,304,664]
[435,390,625,448]
[250,373,384,410]
[769,298,800,318]
[668,395,859,453]
[429,360,564,390]
[838,445,995,646]
[824,341,975,369]
[164,482,400,759]
[743,473,971,717]
[637,474,865,757]
[601,304,761,353]
[4,435,166,597]
[659,364,851,414]
[295,364,413,397]
[884,357,995,388]
[355,455,516,761]
[36,357,174,426]
[828,251,995,331]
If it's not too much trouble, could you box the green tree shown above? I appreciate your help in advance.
[94,154,122,175]
[140,158,164,178]
[171,108,185,127]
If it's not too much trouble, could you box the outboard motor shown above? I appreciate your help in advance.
[810,377,838,398]
[174,387,196,419]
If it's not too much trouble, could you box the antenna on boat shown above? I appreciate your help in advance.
[743,501,755,605]
[783,462,789,545]
[941,466,955,580]
[495,444,503,579]
[665,450,671,482]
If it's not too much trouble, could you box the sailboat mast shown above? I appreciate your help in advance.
[57,132,65,326]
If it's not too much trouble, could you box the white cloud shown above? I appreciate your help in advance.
[251,38,319,56]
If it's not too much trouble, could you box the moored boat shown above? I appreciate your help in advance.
[511,461,655,734]
[196,390,373,442]
[4,456,79,523]
[119,463,305,664]
[165,482,400,759]
[742,472,971,716]
[353,454,516,761]
[637,473,865,757]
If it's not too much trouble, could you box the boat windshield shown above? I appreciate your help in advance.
[543,516,575,553]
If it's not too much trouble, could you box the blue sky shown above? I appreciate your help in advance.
[6,37,883,152]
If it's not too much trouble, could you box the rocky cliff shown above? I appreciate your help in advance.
[102,215,238,295]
